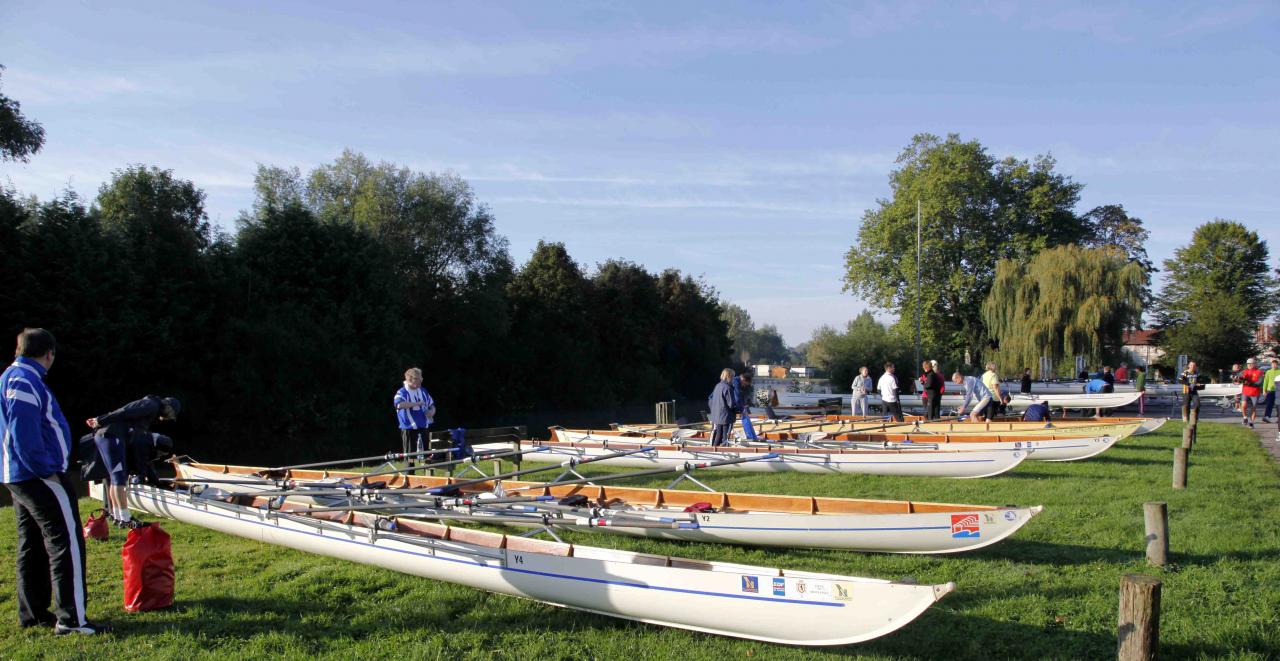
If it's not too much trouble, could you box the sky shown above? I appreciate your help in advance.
[2,1,1277,345]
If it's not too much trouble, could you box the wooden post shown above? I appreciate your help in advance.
[1143,502,1168,566]
[1172,448,1188,489]
[511,439,522,470]
[1117,574,1162,660]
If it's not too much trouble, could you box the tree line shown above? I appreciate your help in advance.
[821,133,1278,384]
[3,157,728,461]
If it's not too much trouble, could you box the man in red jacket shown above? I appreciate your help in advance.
[1239,358,1264,428]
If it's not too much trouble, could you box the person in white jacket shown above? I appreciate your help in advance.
[877,363,902,421]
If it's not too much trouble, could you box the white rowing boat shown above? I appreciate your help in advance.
[553,427,1120,462]
[773,390,1144,411]
[999,382,1240,398]
[173,461,1043,554]
[101,481,956,645]
[475,440,1028,478]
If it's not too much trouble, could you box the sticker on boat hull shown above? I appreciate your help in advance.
[1004,510,1018,522]
[741,576,758,593]
[772,577,785,596]
[951,513,980,538]
[833,582,853,601]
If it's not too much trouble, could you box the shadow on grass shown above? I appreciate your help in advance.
[967,539,1280,568]
[1083,455,1169,467]
[841,609,1277,660]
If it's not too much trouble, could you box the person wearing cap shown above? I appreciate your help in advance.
[85,394,180,524]
[1239,358,1264,428]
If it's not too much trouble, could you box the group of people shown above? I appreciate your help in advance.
[848,361,1043,423]
[1230,358,1280,428]
[2,328,181,636]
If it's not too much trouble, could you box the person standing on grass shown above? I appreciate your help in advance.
[2,328,111,635]
[878,363,903,422]
[981,363,1002,415]
[394,368,436,468]
[1239,358,1264,428]
[851,366,872,417]
[1134,365,1147,415]
[919,360,943,421]
[731,370,756,440]
[1179,361,1206,422]
[708,368,735,447]
[953,371,993,421]
[1263,359,1280,424]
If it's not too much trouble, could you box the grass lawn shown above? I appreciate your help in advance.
[2,421,1278,660]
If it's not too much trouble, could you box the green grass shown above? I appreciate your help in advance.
[2,422,1278,660]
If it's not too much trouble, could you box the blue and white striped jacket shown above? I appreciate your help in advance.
[1,357,73,483]
[394,384,434,430]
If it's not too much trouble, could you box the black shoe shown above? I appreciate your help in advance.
[54,621,112,635]
[20,613,56,628]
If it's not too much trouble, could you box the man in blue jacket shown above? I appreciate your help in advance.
[708,369,736,447]
[2,328,110,635]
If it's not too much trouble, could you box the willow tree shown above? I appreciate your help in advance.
[982,245,1147,371]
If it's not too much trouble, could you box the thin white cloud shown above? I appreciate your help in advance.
[3,70,142,103]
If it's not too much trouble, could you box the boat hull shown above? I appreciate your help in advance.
[174,463,1042,554]
[110,483,954,645]
[480,441,1028,478]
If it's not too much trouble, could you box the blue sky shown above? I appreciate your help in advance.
[2,1,1277,344]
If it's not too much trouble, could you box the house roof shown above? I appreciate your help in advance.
[1123,330,1159,346]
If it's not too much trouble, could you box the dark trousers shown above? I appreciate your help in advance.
[1265,391,1276,418]
[925,392,942,420]
[401,428,430,466]
[5,473,87,628]
[885,400,904,422]
[710,424,731,447]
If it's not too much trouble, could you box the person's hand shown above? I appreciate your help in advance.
[86,418,99,429]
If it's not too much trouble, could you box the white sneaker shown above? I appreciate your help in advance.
[54,621,113,635]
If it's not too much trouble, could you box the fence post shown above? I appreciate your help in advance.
[1143,502,1168,566]
[1172,448,1188,489]
[1117,574,1162,660]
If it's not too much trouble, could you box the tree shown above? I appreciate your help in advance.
[843,133,1087,362]
[656,270,732,399]
[506,241,607,408]
[983,245,1146,372]
[590,260,667,403]
[1081,204,1154,308]
[0,65,45,162]
[804,312,914,392]
[1154,220,1279,372]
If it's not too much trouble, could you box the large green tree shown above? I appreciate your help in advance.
[0,65,45,163]
[1154,220,1279,372]
[983,245,1146,372]
[843,133,1088,363]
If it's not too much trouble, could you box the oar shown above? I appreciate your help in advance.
[195,447,657,500]
[347,447,540,482]
[422,447,658,495]
[501,453,779,493]
[257,449,451,475]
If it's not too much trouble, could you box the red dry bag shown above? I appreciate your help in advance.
[122,523,175,612]
[83,509,109,542]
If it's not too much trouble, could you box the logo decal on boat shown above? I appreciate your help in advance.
[741,576,758,593]
[772,578,785,596]
[982,513,995,524]
[796,580,806,594]
[951,514,980,538]
[1004,510,1017,521]
[833,582,852,601]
